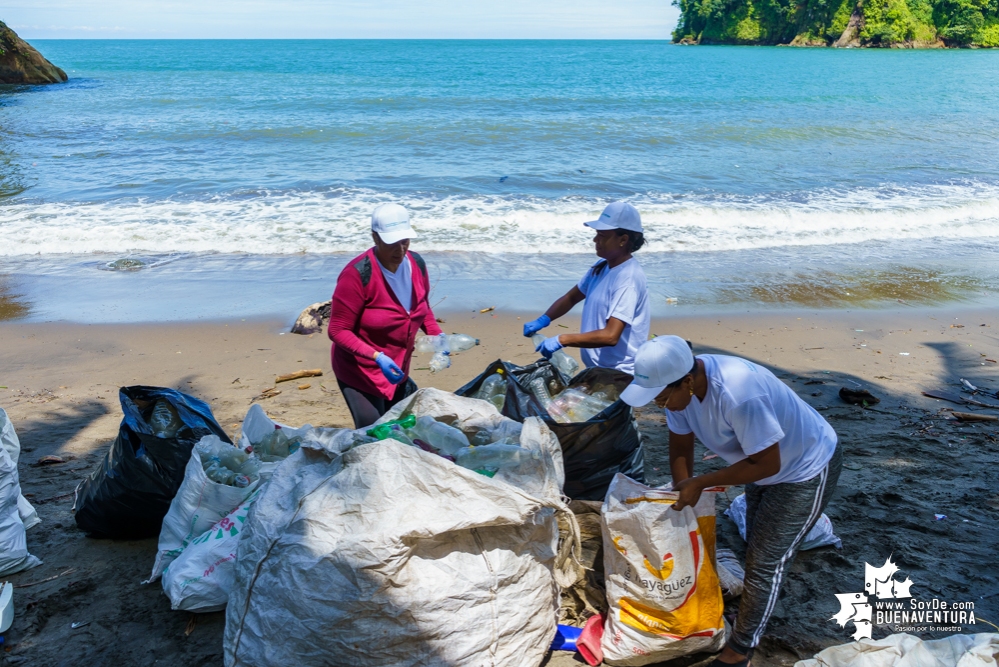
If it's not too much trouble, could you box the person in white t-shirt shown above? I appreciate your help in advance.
[620,336,842,667]
[524,201,651,376]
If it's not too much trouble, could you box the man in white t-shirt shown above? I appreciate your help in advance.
[620,336,842,667]
[524,201,651,376]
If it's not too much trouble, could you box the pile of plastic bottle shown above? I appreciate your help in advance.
[415,333,479,374]
[528,380,618,424]
[196,436,261,488]
[365,414,536,477]
[149,400,182,439]
[250,426,303,462]
[474,369,507,411]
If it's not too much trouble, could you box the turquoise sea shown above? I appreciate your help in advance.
[2,40,999,321]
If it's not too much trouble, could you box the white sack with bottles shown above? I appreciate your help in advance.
[224,388,581,667]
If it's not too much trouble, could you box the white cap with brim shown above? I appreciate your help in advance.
[621,335,695,407]
[584,201,643,233]
[371,203,418,245]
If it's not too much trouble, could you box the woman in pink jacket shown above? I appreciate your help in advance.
[328,204,444,428]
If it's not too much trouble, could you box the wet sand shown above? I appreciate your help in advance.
[1,305,997,666]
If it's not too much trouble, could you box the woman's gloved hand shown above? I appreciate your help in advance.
[523,314,551,337]
[534,335,563,359]
[374,352,406,384]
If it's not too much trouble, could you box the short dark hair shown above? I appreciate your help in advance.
[613,228,646,252]
[666,359,698,388]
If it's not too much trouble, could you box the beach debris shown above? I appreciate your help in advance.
[275,369,322,384]
[951,324,965,328]
[252,387,281,402]
[899,352,910,356]
[952,412,998,422]
[665,297,678,305]
[35,455,65,465]
[702,453,718,460]
[934,514,947,521]
[960,378,978,392]
[231,378,240,384]
[71,621,90,629]
[922,389,999,409]
[290,300,330,335]
[297,383,311,391]
[15,568,75,588]
[435,317,445,323]
[479,306,495,314]
[838,387,881,406]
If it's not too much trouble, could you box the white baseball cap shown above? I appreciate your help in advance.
[620,336,695,407]
[371,203,418,245]
[584,201,643,233]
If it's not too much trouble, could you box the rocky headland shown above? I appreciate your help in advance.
[0,21,67,84]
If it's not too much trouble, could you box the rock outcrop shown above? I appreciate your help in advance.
[0,21,67,84]
[291,301,331,335]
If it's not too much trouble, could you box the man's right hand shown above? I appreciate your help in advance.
[374,352,405,384]
[523,314,551,337]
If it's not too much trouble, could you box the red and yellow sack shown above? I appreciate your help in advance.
[600,474,726,665]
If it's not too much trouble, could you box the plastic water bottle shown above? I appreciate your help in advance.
[476,371,507,411]
[255,428,302,462]
[429,351,451,373]
[527,377,570,423]
[531,334,580,378]
[447,334,479,352]
[366,414,417,441]
[149,400,181,438]
[455,444,539,471]
[411,415,469,456]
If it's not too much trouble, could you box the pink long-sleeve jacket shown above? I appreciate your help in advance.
[328,248,443,399]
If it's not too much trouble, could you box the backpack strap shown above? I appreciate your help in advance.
[409,251,429,279]
[354,256,373,287]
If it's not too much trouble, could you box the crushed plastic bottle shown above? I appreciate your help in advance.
[149,400,181,438]
[416,333,478,354]
[366,414,417,441]
[254,427,303,462]
[447,334,479,352]
[527,377,570,423]
[549,387,613,422]
[455,444,540,472]
[409,415,469,456]
[531,334,580,378]
[476,371,507,411]
[429,351,451,373]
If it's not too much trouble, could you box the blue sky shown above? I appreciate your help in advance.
[7,1,679,39]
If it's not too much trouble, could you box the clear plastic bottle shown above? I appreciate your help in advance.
[255,428,302,462]
[149,400,181,438]
[455,444,539,471]
[429,351,451,373]
[476,371,507,411]
[410,415,469,456]
[531,334,580,378]
[447,334,479,352]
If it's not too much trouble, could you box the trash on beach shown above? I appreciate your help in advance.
[474,370,507,411]
[429,351,450,373]
[934,514,947,520]
[275,369,322,384]
[899,352,910,356]
[951,412,998,422]
[531,333,580,378]
[922,389,999,409]
[838,387,881,406]
[550,624,583,652]
[726,493,841,550]
[479,306,495,313]
[416,333,479,354]
[665,296,678,305]
[70,621,90,629]
[224,388,576,667]
[297,383,310,390]
[716,548,745,599]
[35,455,65,465]
[73,386,231,539]
[601,475,726,663]
[960,378,978,392]
[0,582,13,634]
[252,387,281,401]
[290,300,330,335]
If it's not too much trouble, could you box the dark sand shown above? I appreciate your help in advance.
[1,306,997,666]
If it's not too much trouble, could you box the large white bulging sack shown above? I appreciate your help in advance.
[0,445,41,577]
[795,632,999,667]
[147,435,262,583]
[224,388,578,667]
[161,490,259,612]
[726,492,842,550]
[1,408,39,532]
[601,474,726,666]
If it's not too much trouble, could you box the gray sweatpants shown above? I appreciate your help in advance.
[729,442,843,654]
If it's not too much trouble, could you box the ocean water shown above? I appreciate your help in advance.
[2,40,999,321]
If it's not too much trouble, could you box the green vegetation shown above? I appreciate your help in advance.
[673,0,999,46]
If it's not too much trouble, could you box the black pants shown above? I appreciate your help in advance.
[337,378,417,430]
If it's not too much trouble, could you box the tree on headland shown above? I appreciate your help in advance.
[0,20,67,84]
[672,0,999,46]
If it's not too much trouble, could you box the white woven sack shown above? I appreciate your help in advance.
[224,388,579,667]
[726,492,842,550]
[1,408,39,531]
[0,445,41,577]
[161,489,260,612]
[147,435,261,583]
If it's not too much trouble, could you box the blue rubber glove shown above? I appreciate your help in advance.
[523,314,551,337]
[535,335,564,360]
[374,352,406,384]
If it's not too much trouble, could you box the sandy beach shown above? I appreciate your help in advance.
[1,304,998,666]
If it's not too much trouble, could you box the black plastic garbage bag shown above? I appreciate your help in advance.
[73,386,231,538]
[456,360,644,500]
